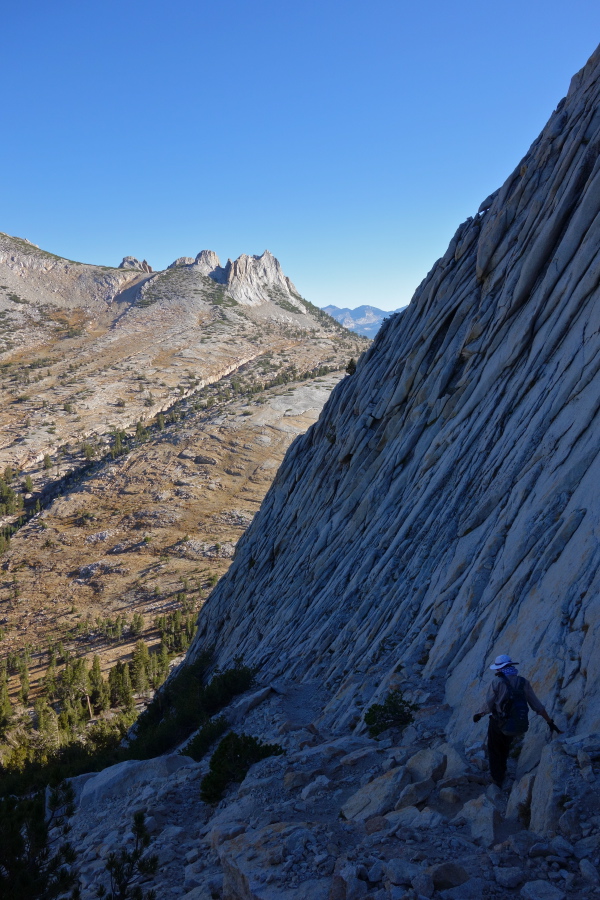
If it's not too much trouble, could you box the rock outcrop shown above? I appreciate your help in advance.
[169,248,305,308]
[119,256,153,272]
[190,44,600,754]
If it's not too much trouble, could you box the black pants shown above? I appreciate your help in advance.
[487,716,513,786]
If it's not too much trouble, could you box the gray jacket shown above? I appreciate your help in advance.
[477,672,547,719]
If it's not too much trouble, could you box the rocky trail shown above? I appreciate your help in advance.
[64,676,600,900]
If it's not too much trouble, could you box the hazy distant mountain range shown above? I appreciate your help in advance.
[323,303,405,338]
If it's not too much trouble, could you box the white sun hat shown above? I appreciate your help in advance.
[490,654,519,671]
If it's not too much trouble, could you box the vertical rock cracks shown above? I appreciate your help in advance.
[190,44,600,743]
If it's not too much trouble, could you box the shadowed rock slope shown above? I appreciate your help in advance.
[191,44,600,748]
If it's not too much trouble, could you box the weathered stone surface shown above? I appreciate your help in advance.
[436,743,468,780]
[529,744,572,835]
[429,862,469,890]
[440,877,488,899]
[188,43,600,753]
[218,822,330,900]
[454,795,500,846]
[520,881,566,900]
[494,866,526,888]
[383,858,420,885]
[411,871,434,898]
[341,766,409,821]
[580,858,600,884]
[78,755,195,808]
[394,777,434,809]
[405,748,447,783]
[507,772,536,822]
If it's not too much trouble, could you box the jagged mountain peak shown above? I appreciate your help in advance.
[118,256,153,272]
[163,247,302,307]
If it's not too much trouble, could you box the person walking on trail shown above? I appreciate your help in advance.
[472,654,562,788]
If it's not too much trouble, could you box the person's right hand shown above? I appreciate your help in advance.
[473,713,483,723]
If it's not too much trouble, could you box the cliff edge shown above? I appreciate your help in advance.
[190,44,600,750]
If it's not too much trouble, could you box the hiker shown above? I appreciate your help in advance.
[473,654,562,788]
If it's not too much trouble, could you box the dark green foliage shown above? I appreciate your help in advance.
[346,357,357,375]
[127,654,255,760]
[154,609,196,653]
[96,811,157,900]
[182,715,229,761]
[0,782,80,899]
[0,662,12,734]
[108,661,134,710]
[364,689,418,737]
[200,732,284,804]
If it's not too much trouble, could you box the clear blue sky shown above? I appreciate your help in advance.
[2,2,600,311]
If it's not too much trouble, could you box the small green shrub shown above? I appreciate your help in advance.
[200,732,284,804]
[364,689,418,738]
[182,715,228,761]
[96,811,157,899]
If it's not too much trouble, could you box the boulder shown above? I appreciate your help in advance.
[557,808,582,841]
[411,871,434,899]
[228,687,274,723]
[383,858,421,885]
[520,881,566,900]
[454,795,500,846]
[580,858,600,884]
[429,862,469,890]
[341,766,410,821]
[394,777,434,810]
[78,755,194,808]
[436,743,468,780]
[405,748,447,783]
[529,743,572,835]
[301,775,330,800]
[385,805,444,831]
[495,866,526,889]
[507,772,536,822]
[332,865,368,899]
[438,787,461,805]
[574,833,600,859]
[440,877,488,899]
[219,822,330,900]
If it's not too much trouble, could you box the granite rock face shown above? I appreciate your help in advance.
[170,248,305,308]
[118,256,153,272]
[189,44,600,750]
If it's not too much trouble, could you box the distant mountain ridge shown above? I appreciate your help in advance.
[323,303,405,337]
[0,232,368,471]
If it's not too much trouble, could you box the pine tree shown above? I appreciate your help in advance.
[109,661,134,710]
[43,655,58,700]
[89,655,109,712]
[0,662,12,732]
[131,641,150,693]
[19,664,30,705]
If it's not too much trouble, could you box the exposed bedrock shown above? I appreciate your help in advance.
[189,45,600,752]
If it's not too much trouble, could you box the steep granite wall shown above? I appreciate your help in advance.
[190,44,600,749]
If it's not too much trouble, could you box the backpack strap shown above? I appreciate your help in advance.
[497,671,514,696]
